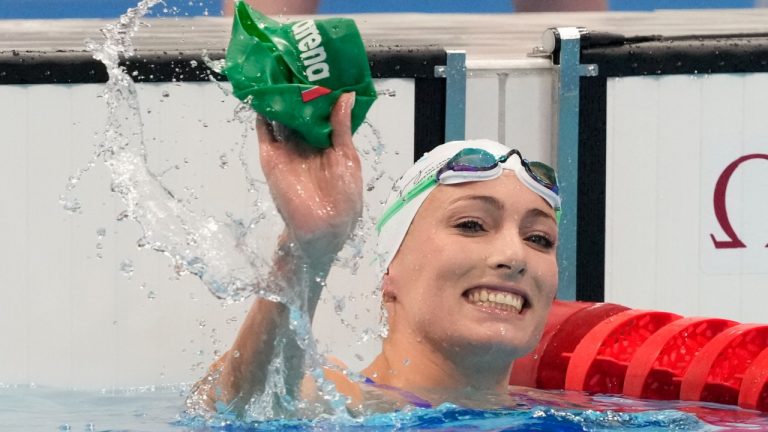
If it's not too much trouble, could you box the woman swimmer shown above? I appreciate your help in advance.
[192,92,561,414]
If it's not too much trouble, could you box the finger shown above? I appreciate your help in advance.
[256,114,277,144]
[257,115,286,173]
[256,115,278,156]
[330,92,355,155]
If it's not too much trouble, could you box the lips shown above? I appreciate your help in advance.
[463,287,527,314]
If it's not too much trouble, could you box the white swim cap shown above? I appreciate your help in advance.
[375,139,522,273]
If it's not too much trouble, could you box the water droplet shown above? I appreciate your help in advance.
[219,153,229,169]
[198,319,206,328]
[376,88,397,97]
[96,228,107,239]
[61,197,82,213]
[120,258,135,277]
[333,296,346,315]
[403,358,410,366]
[147,291,157,300]
[161,90,170,98]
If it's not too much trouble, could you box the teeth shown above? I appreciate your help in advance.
[466,288,524,313]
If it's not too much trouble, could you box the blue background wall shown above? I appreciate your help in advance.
[0,0,757,19]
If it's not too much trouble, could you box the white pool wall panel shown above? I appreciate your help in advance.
[604,73,768,323]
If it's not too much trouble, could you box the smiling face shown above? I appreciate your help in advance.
[383,171,559,364]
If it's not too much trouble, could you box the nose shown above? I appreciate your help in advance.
[487,232,527,278]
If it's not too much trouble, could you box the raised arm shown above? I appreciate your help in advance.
[190,93,361,416]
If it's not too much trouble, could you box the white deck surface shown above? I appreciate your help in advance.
[2,9,768,62]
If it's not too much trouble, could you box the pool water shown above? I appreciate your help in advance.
[4,385,767,431]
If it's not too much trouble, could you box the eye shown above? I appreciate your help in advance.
[526,233,555,250]
[455,219,486,234]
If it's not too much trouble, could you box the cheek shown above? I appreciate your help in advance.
[534,257,559,298]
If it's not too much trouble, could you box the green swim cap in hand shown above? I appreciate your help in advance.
[224,1,377,148]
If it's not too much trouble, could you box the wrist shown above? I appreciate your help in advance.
[280,225,350,268]
[274,230,338,311]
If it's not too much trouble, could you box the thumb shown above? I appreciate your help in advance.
[330,92,355,151]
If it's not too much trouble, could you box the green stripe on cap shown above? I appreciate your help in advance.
[376,176,437,233]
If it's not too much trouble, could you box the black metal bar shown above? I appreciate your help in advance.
[581,34,768,77]
[576,75,607,302]
[413,76,446,161]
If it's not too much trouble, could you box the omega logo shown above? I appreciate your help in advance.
[710,153,768,249]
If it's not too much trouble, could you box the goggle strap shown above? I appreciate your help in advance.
[376,175,437,232]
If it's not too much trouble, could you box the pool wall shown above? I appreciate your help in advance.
[2,11,768,390]
[0,17,553,388]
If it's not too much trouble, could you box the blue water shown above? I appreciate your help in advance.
[3,385,766,431]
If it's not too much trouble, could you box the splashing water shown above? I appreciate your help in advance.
[84,0,267,303]
[71,0,391,423]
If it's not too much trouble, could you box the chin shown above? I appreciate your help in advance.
[452,329,538,360]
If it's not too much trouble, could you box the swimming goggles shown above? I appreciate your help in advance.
[376,148,560,232]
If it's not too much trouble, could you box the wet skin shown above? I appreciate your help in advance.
[363,171,559,396]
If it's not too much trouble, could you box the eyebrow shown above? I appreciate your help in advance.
[447,195,504,210]
[525,207,558,224]
[448,195,557,223]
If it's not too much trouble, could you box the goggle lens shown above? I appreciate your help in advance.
[436,149,499,179]
[526,161,559,194]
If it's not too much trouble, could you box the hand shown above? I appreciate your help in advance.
[258,93,362,261]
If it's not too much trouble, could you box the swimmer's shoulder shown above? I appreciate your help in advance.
[301,356,364,407]
[301,357,421,412]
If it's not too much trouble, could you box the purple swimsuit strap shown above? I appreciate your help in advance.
[363,377,433,409]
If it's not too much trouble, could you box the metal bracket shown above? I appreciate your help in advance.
[538,27,598,301]
[434,50,467,142]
